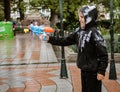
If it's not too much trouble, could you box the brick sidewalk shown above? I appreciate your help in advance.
[0,34,120,92]
[0,63,120,92]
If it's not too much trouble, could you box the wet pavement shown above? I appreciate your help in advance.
[0,33,120,92]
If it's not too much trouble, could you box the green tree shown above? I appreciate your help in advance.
[18,0,26,20]
[11,0,27,21]
[30,0,59,27]
[29,0,86,28]
[0,0,26,21]
[114,0,120,33]
[29,0,120,30]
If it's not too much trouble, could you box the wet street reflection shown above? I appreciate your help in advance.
[0,33,60,92]
[0,34,41,66]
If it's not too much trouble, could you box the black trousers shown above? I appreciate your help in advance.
[81,70,102,92]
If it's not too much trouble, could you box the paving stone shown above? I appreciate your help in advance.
[40,85,56,92]
[50,77,73,92]
[0,84,9,92]
[102,84,108,92]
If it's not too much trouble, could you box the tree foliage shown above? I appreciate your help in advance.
[29,0,86,29]
[29,0,119,30]
[11,0,27,20]
[0,0,119,31]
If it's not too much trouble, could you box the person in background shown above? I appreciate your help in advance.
[34,21,39,27]
[12,22,16,36]
[45,5,108,92]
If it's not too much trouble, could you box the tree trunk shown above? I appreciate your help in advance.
[19,9,24,21]
[50,9,58,27]
[4,0,10,21]
[18,0,24,21]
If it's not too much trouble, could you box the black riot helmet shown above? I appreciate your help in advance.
[78,5,98,28]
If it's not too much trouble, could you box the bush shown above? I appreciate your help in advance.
[14,27,24,33]
[102,33,119,53]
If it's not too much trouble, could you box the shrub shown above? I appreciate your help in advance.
[104,33,120,53]
[14,27,24,33]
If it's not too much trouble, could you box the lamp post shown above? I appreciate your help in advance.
[59,0,68,78]
[109,0,117,80]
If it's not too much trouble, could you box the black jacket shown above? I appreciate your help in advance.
[48,5,108,75]
[48,27,108,75]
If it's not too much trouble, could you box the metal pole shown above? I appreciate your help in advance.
[109,0,117,80]
[59,0,68,78]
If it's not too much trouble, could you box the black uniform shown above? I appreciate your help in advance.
[48,5,108,92]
